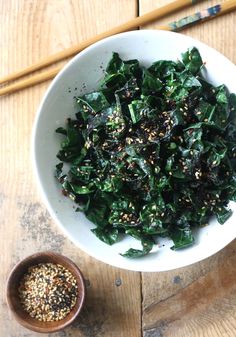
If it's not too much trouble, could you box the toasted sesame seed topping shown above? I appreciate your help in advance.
[18,263,78,322]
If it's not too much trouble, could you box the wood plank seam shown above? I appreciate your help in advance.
[144,244,236,314]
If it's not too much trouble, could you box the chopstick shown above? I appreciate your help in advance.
[1,0,236,96]
[0,0,203,85]
[157,0,235,31]
[0,66,62,97]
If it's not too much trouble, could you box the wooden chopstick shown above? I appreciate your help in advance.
[1,0,236,96]
[0,0,203,86]
[157,0,236,31]
[0,66,62,96]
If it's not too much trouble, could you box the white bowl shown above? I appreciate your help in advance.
[32,30,236,272]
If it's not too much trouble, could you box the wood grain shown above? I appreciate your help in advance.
[0,1,141,337]
[139,1,236,336]
[142,240,236,337]
[0,0,203,86]
[1,1,236,337]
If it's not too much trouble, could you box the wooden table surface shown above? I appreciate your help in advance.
[1,1,236,336]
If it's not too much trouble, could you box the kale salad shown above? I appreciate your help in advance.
[55,47,236,258]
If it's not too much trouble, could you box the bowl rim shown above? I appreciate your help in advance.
[6,251,86,333]
[32,29,236,272]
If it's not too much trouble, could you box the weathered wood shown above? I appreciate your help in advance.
[1,1,236,336]
[0,1,141,337]
[142,240,236,337]
[139,1,236,336]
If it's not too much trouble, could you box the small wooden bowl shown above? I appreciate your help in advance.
[6,251,86,333]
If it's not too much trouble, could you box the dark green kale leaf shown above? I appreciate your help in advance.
[181,47,203,75]
[91,227,119,245]
[121,238,154,258]
[170,223,194,250]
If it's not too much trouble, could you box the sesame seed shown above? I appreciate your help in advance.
[18,263,78,322]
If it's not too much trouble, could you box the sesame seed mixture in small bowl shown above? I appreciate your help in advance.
[6,252,85,333]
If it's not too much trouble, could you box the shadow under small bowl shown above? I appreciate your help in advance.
[6,251,86,333]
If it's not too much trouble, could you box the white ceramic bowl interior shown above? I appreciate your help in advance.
[32,30,236,272]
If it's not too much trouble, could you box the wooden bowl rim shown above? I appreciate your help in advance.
[6,251,86,333]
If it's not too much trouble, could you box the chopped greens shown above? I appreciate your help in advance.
[55,47,236,258]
